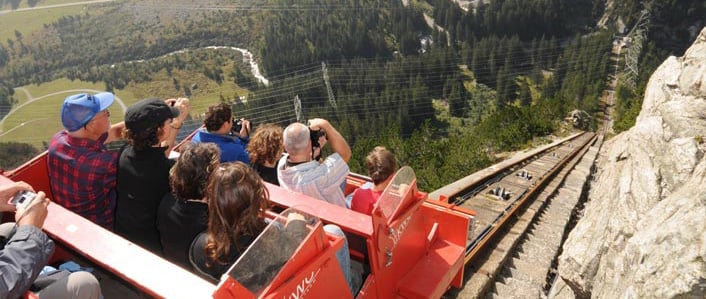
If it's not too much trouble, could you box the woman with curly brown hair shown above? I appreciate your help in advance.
[157,142,220,269]
[188,162,270,282]
[246,123,284,185]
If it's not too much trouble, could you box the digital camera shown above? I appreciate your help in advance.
[231,117,243,134]
[310,129,326,148]
[11,190,37,210]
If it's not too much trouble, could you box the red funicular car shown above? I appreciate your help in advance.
[3,151,475,298]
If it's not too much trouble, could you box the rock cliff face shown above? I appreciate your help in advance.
[555,27,706,298]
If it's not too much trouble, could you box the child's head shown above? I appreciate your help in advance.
[365,146,397,186]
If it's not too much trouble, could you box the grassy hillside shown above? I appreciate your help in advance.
[0,59,248,147]
[0,0,112,46]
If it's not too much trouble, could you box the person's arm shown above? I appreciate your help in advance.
[162,98,190,156]
[0,192,53,299]
[308,119,351,162]
[237,119,251,140]
[0,226,54,299]
[105,121,125,143]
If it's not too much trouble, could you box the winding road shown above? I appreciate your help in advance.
[0,88,127,132]
[0,0,114,15]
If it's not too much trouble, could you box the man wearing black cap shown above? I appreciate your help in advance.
[47,92,125,230]
[115,97,189,254]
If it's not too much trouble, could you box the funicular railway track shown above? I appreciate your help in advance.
[430,131,598,298]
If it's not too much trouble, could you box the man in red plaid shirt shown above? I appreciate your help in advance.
[47,92,125,230]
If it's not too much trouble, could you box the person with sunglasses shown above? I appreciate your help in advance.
[47,92,125,230]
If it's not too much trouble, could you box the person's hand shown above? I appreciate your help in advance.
[317,133,327,148]
[15,191,49,229]
[165,98,190,124]
[238,119,251,137]
[106,121,126,143]
[174,97,190,122]
[307,118,329,132]
[0,181,34,213]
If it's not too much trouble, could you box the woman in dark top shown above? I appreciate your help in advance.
[116,98,189,254]
[157,142,220,269]
[189,164,356,293]
[246,123,283,185]
[189,162,271,282]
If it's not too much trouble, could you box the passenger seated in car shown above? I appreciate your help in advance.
[157,143,220,269]
[189,162,356,294]
[47,92,125,230]
[188,162,272,281]
[277,119,351,207]
[192,103,251,164]
[351,147,397,215]
[115,98,189,255]
[246,123,284,185]
[0,180,101,299]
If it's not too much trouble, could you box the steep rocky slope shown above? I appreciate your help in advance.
[553,27,706,298]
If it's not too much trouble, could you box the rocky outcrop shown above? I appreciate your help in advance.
[554,27,706,298]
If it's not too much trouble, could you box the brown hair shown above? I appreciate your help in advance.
[246,123,284,166]
[204,162,269,266]
[204,103,232,132]
[366,146,397,185]
[123,123,165,151]
[169,143,220,201]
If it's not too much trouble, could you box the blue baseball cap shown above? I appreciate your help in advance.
[61,92,115,132]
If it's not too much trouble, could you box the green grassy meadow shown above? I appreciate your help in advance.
[0,0,81,10]
[0,7,79,45]
[1,68,248,147]
[0,0,109,46]
[0,1,252,148]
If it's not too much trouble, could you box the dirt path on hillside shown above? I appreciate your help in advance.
[0,0,114,15]
[0,88,127,131]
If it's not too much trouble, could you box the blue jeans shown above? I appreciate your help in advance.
[323,224,354,295]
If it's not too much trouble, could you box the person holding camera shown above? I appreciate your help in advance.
[277,118,351,207]
[115,98,189,255]
[192,103,251,164]
[0,181,101,299]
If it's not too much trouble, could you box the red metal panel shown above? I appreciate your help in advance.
[264,234,351,299]
[397,239,465,298]
[5,151,53,199]
[42,203,215,298]
[266,182,374,237]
